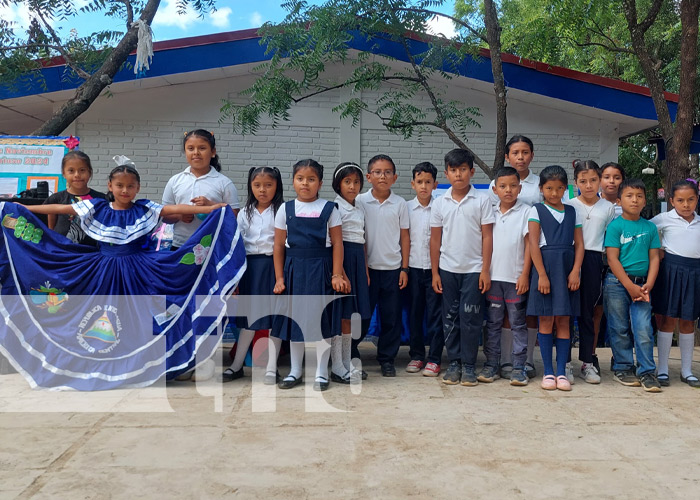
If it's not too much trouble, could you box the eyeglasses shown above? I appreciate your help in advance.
[370,170,395,178]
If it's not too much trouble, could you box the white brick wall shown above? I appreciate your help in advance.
[77,118,600,204]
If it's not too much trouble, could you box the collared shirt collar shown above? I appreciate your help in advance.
[410,196,433,210]
[184,166,214,179]
[670,208,700,224]
[522,171,538,184]
[445,186,477,203]
[497,199,524,215]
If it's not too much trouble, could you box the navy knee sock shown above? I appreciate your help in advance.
[538,333,554,376]
[555,337,571,377]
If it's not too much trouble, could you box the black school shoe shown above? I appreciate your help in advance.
[218,367,244,383]
[278,375,303,389]
[380,362,396,377]
[313,376,330,391]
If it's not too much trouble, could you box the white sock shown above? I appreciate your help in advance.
[500,328,513,365]
[342,333,352,372]
[679,333,695,379]
[230,329,255,372]
[316,339,332,381]
[656,330,673,376]
[286,341,305,380]
[265,336,282,376]
[527,328,538,365]
[330,335,346,376]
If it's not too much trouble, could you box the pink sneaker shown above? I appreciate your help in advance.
[406,360,425,373]
[422,362,441,377]
[541,375,556,390]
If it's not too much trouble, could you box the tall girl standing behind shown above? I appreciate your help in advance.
[43,151,106,246]
[527,165,584,391]
[220,167,284,383]
[569,160,616,384]
[600,162,626,218]
[652,180,700,387]
[273,159,348,391]
[331,162,371,383]
[163,129,240,249]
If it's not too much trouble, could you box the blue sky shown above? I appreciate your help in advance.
[2,0,457,43]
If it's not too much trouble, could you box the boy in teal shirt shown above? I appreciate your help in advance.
[604,179,661,392]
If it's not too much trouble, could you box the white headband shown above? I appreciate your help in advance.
[334,163,363,178]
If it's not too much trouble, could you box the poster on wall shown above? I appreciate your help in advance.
[0,135,78,197]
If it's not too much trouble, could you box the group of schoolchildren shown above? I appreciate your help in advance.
[39,130,700,394]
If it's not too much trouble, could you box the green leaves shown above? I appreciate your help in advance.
[221,0,484,154]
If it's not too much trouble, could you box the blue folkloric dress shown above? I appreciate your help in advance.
[0,199,246,390]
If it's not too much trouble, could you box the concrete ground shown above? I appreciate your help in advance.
[2,345,700,500]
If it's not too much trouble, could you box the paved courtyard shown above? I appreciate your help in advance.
[1,345,700,499]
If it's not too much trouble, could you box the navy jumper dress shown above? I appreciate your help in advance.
[273,200,341,342]
[526,203,580,317]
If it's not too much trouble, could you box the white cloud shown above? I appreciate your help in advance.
[0,2,34,31]
[152,0,202,30]
[249,11,263,28]
[209,7,232,28]
[426,14,458,39]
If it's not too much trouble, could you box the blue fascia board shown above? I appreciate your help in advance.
[0,32,677,123]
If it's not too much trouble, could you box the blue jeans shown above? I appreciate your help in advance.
[603,272,656,376]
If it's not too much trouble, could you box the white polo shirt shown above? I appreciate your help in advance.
[162,166,240,247]
[274,199,342,247]
[528,203,583,247]
[491,200,529,283]
[489,170,542,207]
[567,197,616,252]
[651,209,700,259]
[237,205,275,255]
[407,197,433,270]
[430,187,495,274]
[334,195,365,244]
[356,190,409,270]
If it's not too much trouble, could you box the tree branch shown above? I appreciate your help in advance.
[567,36,634,55]
[395,7,487,44]
[32,0,161,136]
[116,0,135,26]
[290,75,422,103]
[639,0,665,33]
[35,9,91,79]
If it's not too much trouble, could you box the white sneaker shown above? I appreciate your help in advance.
[565,363,575,385]
[579,362,601,384]
[191,358,216,382]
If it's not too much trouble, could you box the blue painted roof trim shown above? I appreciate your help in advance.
[0,33,677,122]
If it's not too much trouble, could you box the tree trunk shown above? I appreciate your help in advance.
[31,0,161,137]
[623,0,699,190]
[663,0,699,189]
[483,0,506,175]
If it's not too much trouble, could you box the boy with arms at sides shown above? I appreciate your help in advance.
[430,149,495,386]
[405,162,444,377]
[355,154,410,377]
[604,179,661,392]
[482,167,532,386]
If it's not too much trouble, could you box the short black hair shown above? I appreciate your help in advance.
[412,162,437,180]
[367,154,396,173]
[495,166,520,182]
[444,149,474,169]
[618,178,646,198]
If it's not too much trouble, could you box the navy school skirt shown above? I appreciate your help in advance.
[527,245,580,317]
[341,242,371,320]
[652,253,700,321]
[272,247,341,342]
[235,254,276,330]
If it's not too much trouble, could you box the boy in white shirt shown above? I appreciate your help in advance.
[483,167,532,386]
[355,154,410,377]
[405,162,444,377]
[430,149,495,386]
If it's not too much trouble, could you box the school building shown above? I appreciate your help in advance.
[0,28,678,199]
